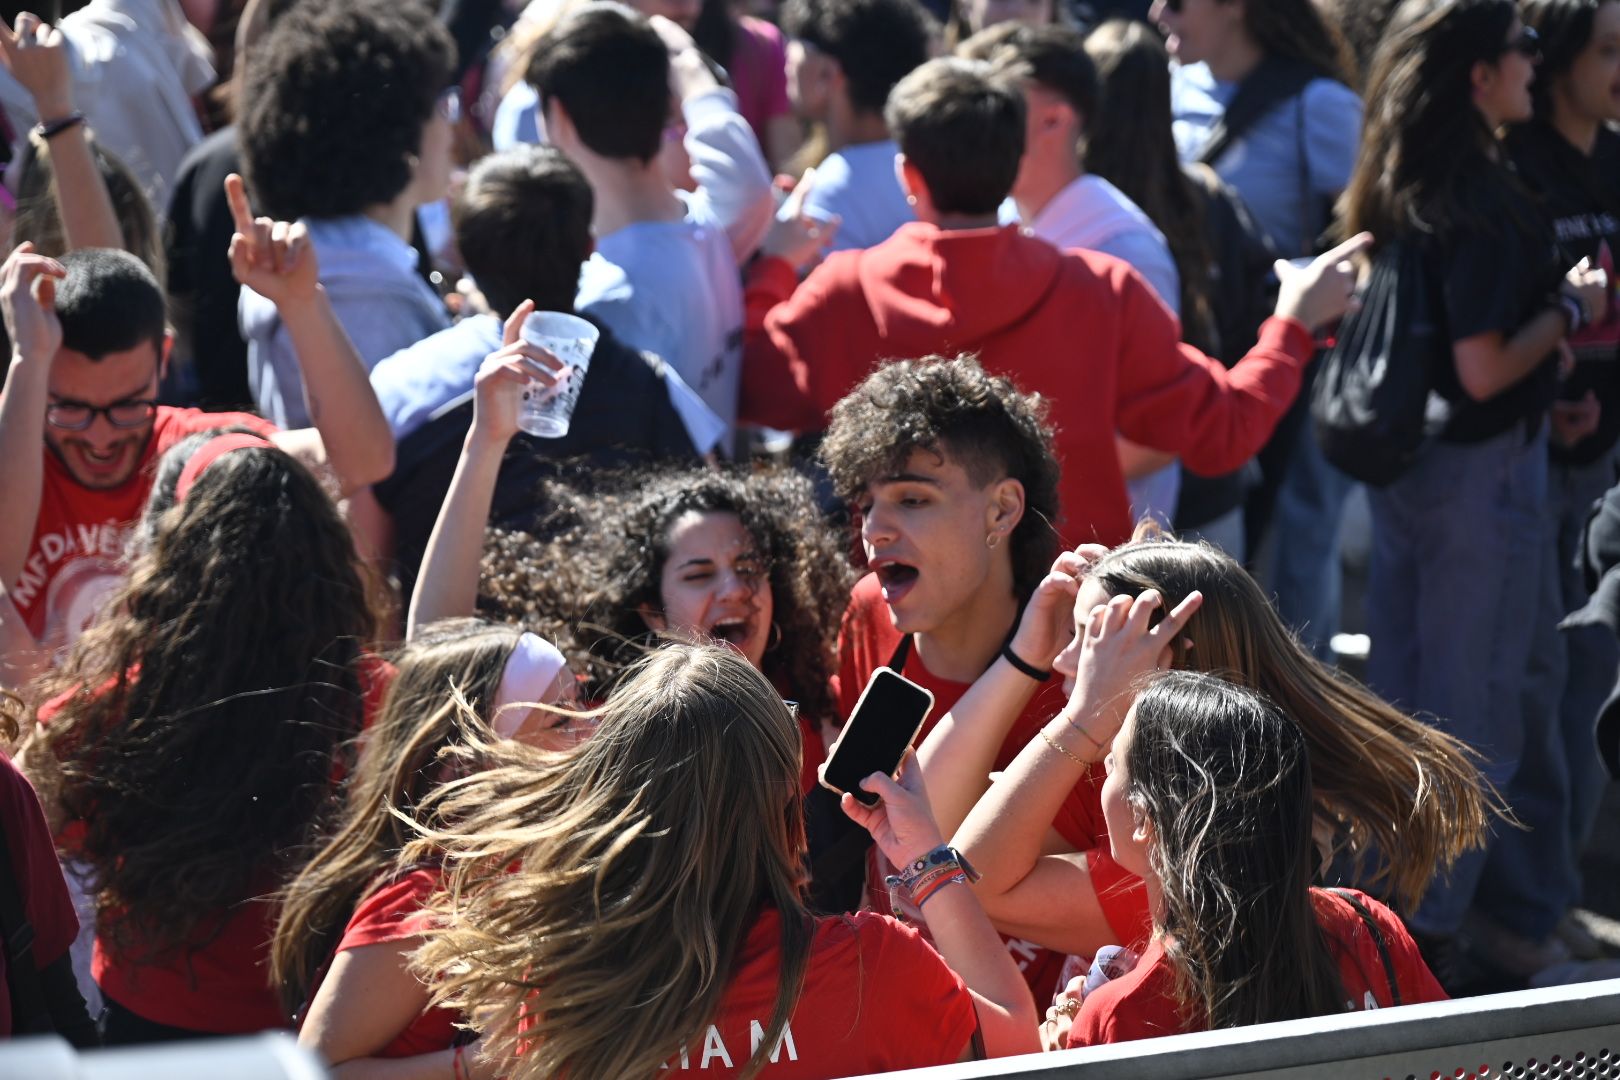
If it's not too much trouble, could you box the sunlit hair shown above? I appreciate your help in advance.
[1083,19,1220,357]
[478,463,851,722]
[270,617,521,1016]
[1126,672,1348,1026]
[1087,526,1494,907]
[1240,0,1360,87]
[31,442,378,960]
[12,136,164,279]
[404,643,814,1079]
[1342,0,1530,244]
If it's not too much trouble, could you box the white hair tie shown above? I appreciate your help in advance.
[493,632,567,737]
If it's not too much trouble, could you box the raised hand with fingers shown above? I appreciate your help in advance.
[1275,231,1373,332]
[224,173,318,308]
[1055,586,1203,751]
[1008,545,1109,671]
[1,242,66,365]
[471,300,567,446]
[0,12,74,121]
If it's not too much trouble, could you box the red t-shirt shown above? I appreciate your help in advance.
[1067,888,1448,1047]
[0,753,79,1037]
[666,908,976,1076]
[10,406,275,647]
[316,866,459,1058]
[44,656,395,1034]
[834,574,1151,998]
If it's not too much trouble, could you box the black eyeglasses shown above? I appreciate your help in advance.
[46,399,158,431]
[1505,25,1541,59]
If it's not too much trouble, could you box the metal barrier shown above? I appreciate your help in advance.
[0,1032,327,1079]
[858,978,1620,1080]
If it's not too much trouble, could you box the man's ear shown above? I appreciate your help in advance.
[543,95,577,151]
[158,330,174,383]
[987,477,1027,541]
[896,154,929,212]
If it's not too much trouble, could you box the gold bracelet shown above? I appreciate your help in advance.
[1063,711,1107,754]
[1038,727,1090,767]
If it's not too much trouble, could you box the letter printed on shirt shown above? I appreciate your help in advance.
[700,1025,733,1069]
[749,1019,799,1064]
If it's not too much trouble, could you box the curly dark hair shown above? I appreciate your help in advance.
[820,354,1061,601]
[31,441,379,962]
[781,0,933,115]
[238,0,455,221]
[477,464,853,726]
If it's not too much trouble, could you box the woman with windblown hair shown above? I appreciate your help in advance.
[404,642,1040,1079]
[28,434,386,1044]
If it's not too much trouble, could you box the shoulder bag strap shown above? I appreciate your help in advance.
[1326,888,1403,1007]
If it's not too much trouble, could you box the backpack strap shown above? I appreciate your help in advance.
[1197,55,1319,169]
[1326,888,1403,1007]
[0,817,53,1034]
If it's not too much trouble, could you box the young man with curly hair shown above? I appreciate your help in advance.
[815,353,1139,1003]
[236,0,456,427]
[744,57,1365,548]
[780,0,933,251]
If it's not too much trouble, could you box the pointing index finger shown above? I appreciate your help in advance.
[224,173,256,236]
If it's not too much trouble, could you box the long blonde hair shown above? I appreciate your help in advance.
[1089,529,1496,908]
[405,643,814,1079]
[269,618,520,1017]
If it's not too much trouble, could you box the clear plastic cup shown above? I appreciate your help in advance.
[517,312,600,438]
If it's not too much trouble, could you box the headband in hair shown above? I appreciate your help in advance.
[493,632,568,737]
[175,433,275,503]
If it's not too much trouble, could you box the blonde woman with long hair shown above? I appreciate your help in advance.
[272,618,581,1078]
[922,530,1493,965]
[406,642,1039,1079]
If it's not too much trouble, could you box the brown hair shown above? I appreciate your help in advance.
[404,643,814,1079]
[884,57,1026,215]
[1088,528,1495,908]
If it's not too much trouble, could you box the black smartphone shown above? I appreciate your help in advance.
[820,667,935,806]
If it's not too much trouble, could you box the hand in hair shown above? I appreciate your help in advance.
[1273,231,1372,332]
[0,242,65,364]
[0,12,73,121]
[225,173,318,308]
[1056,587,1202,749]
[1008,546,1107,670]
[471,299,568,448]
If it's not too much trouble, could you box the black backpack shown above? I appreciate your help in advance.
[1311,240,1451,486]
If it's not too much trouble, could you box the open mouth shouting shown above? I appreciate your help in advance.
[871,558,920,606]
[707,613,756,648]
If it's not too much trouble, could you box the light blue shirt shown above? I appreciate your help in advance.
[369,315,504,441]
[1170,62,1361,258]
[798,139,915,253]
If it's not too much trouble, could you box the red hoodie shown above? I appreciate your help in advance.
[742,223,1315,546]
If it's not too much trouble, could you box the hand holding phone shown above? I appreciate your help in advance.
[820,667,933,807]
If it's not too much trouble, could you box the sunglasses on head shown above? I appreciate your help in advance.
[1504,24,1541,60]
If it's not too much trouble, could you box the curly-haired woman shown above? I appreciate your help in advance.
[236,0,457,428]
[409,307,853,792]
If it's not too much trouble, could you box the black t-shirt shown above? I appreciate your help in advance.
[1506,121,1620,465]
[1422,168,1565,444]
[373,326,700,596]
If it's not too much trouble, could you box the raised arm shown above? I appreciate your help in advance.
[0,15,122,253]
[224,175,395,495]
[407,301,562,637]
[844,753,1040,1060]
[0,246,66,597]
[649,16,773,262]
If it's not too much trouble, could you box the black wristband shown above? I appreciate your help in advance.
[34,113,85,140]
[1000,643,1052,682]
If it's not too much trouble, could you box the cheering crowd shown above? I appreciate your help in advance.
[0,0,1617,1074]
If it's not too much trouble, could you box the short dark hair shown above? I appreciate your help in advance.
[959,22,1098,127]
[453,147,594,319]
[527,4,670,164]
[820,354,1061,600]
[56,248,167,360]
[781,0,933,115]
[239,0,455,221]
[885,58,1025,215]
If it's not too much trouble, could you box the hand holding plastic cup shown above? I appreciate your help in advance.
[517,312,599,438]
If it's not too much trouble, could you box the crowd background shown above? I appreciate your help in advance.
[0,0,1616,1075]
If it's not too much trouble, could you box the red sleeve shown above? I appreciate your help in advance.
[337,868,442,953]
[740,256,822,432]
[164,407,279,440]
[1105,256,1314,477]
[1331,890,1448,1007]
[857,913,977,1064]
[0,755,78,970]
[741,253,869,432]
